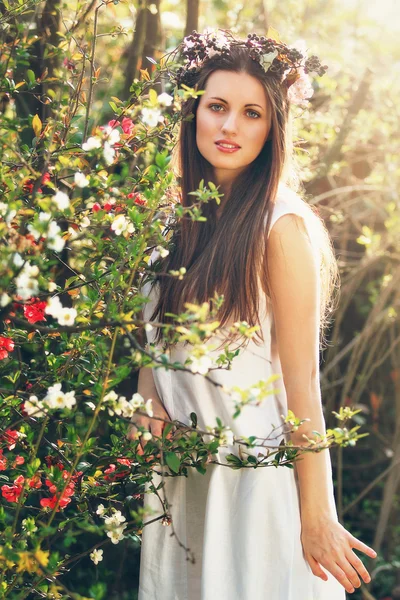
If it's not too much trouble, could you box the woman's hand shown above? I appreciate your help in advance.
[301,515,377,593]
[127,397,172,456]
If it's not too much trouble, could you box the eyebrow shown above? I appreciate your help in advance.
[209,96,264,110]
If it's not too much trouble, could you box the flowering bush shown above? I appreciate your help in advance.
[0,6,367,598]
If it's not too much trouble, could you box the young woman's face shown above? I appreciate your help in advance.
[196,70,272,190]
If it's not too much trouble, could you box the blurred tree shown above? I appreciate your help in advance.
[185,0,199,37]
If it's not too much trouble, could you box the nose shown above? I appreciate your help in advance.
[221,111,239,136]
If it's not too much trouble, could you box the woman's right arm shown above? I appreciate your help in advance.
[127,367,171,451]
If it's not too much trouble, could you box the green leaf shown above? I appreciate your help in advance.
[165,451,180,473]
[26,69,36,84]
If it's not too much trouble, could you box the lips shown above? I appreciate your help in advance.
[215,139,241,149]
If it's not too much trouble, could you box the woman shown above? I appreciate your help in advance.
[129,30,377,599]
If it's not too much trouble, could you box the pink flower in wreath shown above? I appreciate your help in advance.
[287,68,314,105]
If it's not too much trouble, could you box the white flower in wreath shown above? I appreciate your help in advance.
[260,49,278,72]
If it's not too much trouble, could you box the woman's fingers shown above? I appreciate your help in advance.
[346,548,371,584]
[322,561,356,594]
[305,553,328,581]
[349,535,377,559]
[128,412,172,455]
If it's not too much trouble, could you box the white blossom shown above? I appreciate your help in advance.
[90,548,103,565]
[96,504,106,516]
[144,323,153,332]
[13,253,24,268]
[27,212,49,240]
[15,264,39,300]
[46,221,65,252]
[107,525,127,544]
[103,142,115,166]
[24,395,46,418]
[104,390,118,404]
[102,126,121,146]
[156,245,169,258]
[219,427,234,447]
[45,296,63,318]
[141,107,164,128]
[56,307,77,326]
[189,354,213,376]
[53,190,70,211]
[0,293,11,307]
[145,398,153,418]
[142,431,152,441]
[111,214,134,236]
[130,393,144,409]
[0,202,17,224]
[80,216,91,228]
[74,172,90,188]
[82,136,102,151]
[104,511,126,527]
[157,92,173,107]
[44,383,76,410]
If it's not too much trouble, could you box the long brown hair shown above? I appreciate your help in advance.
[149,44,339,349]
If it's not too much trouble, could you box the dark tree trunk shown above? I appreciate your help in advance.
[140,0,162,77]
[122,0,149,99]
[185,0,199,37]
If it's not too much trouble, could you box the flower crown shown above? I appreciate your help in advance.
[168,29,328,105]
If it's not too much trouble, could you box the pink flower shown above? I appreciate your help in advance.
[287,68,314,105]
[117,458,132,467]
[1,475,25,502]
[0,336,14,360]
[108,117,135,136]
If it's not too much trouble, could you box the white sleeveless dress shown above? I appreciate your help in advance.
[138,186,345,600]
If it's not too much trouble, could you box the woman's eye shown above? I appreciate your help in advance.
[209,104,224,112]
[247,110,260,119]
[209,104,260,118]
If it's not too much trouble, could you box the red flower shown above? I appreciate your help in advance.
[3,429,19,450]
[71,470,83,483]
[22,179,34,194]
[104,462,130,481]
[1,475,25,502]
[41,172,51,185]
[23,299,47,324]
[44,455,64,470]
[127,192,147,206]
[63,58,76,71]
[40,492,71,510]
[104,202,113,211]
[0,336,14,360]
[40,477,75,511]
[13,455,25,467]
[29,474,42,489]
[92,203,101,213]
[22,172,50,195]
